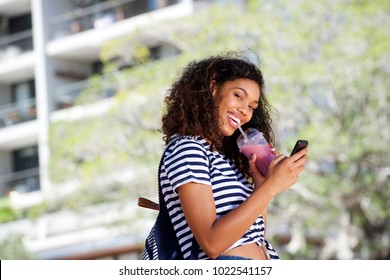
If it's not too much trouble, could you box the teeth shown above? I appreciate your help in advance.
[227,113,240,125]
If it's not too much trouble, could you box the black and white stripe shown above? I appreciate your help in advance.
[159,135,279,260]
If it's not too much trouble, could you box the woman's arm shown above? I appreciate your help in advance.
[178,179,273,259]
[178,148,308,259]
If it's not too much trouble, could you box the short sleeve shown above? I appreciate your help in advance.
[164,139,211,193]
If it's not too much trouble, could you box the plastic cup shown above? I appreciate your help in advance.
[237,128,275,176]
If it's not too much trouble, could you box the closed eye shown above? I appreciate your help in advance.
[234,93,243,100]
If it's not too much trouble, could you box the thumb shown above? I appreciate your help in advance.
[248,154,261,175]
[248,153,257,169]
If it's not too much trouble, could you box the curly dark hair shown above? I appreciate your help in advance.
[161,53,274,179]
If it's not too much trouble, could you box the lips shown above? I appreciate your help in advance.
[227,112,241,129]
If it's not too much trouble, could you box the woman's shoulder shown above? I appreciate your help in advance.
[167,135,210,151]
[162,135,212,163]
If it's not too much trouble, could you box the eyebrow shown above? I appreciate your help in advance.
[235,87,259,104]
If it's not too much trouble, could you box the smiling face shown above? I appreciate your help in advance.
[212,78,260,137]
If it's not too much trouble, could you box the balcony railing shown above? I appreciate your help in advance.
[54,77,116,110]
[0,29,33,62]
[0,167,40,196]
[50,0,180,40]
[0,98,37,128]
[0,80,116,122]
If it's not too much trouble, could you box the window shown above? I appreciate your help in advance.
[9,80,37,123]
[12,146,39,172]
[9,146,40,193]
[11,80,35,103]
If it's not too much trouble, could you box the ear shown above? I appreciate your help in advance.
[210,80,217,97]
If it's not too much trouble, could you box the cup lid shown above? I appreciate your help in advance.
[237,128,266,148]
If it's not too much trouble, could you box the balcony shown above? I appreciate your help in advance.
[0,29,33,62]
[0,167,40,197]
[54,77,116,111]
[50,0,180,40]
[46,0,190,61]
[0,29,35,83]
[0,98,36,128]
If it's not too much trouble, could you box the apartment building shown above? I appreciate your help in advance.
[0,0,196,259]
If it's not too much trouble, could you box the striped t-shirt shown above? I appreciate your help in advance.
[160,135,279,260]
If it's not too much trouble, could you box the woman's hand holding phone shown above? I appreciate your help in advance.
[262,141,309,197]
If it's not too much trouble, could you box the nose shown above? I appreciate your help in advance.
[238,104,249,117]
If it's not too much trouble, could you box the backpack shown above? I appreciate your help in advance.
[139,143,199,260]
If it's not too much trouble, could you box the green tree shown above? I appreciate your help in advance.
[276,0,390,259]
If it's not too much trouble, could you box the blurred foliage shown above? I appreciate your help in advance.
[0,234,36,260]
[0,197,21,223]
[26,202,48,222]
[254,0,390,260]
[47,0,389,259]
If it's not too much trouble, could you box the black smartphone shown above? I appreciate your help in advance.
[290,140,309,156]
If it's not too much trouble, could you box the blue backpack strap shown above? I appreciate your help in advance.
[158,138,199,260]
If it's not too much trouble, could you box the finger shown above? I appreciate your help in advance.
[248,154,258,174]
[248,153,257,168]
[272,154,287,165]
[247,154,266,183]
[295,164,306,175]
[289,154,308,176]
[297,152,308,162]
[294,154,308,168]
[290,147,308,162]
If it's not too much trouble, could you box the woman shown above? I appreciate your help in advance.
[157,53,308,260]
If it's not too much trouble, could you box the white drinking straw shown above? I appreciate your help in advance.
[238,125,249,142]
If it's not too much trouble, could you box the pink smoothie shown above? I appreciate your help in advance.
[240,144,275,176]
